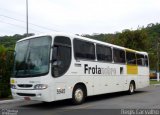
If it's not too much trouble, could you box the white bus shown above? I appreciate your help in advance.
[10,33,149,104]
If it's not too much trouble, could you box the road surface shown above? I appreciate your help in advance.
[1,85,160,115]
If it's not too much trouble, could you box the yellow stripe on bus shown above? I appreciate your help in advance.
[125,48,137,52]
[127,65,138,74]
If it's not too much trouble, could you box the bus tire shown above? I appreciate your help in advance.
[128,82,135,95]
[72,85,86,105]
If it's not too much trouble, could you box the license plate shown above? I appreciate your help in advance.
[24,97,31,101]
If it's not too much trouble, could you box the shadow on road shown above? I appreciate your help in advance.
[86,91,145,103]
[21,90,146,110]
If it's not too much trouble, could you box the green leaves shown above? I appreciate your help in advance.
[115,29,148,51]
[0,45,14,98]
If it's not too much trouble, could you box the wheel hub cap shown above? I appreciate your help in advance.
[75,89,83,102]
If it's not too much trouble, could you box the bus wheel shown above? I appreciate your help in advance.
[128,82,135,95]
[72,85,85,104]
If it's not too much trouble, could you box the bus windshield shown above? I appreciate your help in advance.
[13,36,52,77]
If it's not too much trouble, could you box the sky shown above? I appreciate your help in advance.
[0,0,160,36]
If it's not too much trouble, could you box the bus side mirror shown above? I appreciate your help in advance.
[52,60,62,67]
[52,46,58,60]
[52,46,63,67]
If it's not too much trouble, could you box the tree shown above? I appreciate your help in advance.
[0,45,14,98]
[114,29,149,51]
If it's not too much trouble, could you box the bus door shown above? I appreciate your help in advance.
[52,36,72,100]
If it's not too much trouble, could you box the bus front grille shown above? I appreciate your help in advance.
[17,93,36,97]
[17,84,33,88]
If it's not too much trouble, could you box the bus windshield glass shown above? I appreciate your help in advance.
[13,36,52,77]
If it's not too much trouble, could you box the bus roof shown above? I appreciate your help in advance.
[17,32,148,55]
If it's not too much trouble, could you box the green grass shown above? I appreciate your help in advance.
[150,80,160,85]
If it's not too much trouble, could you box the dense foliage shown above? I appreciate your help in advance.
[0,45,14,98]
[0,33,33,98]
[0,33,34,48]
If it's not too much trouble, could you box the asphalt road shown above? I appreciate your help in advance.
[1,85,160,115]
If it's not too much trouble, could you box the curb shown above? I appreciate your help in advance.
[0,99,23,104]
[153,84,160,86]
[150,84,160,86]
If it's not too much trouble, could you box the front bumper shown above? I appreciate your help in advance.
[11,88,54,102]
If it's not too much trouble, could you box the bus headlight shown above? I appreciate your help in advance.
[34,84,48,90]
[11,84,16,89]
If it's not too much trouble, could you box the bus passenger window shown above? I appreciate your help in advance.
[96,44,112,62]
[52,36,71,77]
[126,52,136,65]
[113,48,125,64]
[74,39,95,60]
[136,54,145,66]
